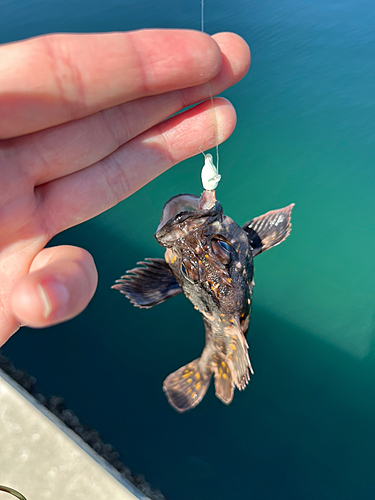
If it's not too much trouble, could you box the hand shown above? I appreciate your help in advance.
[0,29,250,345]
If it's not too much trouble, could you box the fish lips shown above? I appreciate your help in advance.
[155,195,223,247]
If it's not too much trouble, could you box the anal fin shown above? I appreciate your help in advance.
[213,325,253,404]
[213,354,234,405]
[226,330,253,390]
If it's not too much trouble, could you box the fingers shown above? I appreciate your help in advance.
[0,30,221,139]
[211,32,251,90]
[6,32,250,187]
[38,97,236,235]
[10,246,98,328]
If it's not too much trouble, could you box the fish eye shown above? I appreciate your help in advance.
[181,262,188,278]
[212,237,232,266]
[217,240,230,253]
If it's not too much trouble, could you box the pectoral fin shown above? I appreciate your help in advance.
[242,204,294,257]
[112,258,182,308]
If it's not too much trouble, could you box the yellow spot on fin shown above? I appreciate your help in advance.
[212,334,252,404]
[213,357,233,405]
[163,358,212,413]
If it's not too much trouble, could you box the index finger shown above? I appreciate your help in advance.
[0,29,222,139]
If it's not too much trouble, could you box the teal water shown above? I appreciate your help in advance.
[1,0,375,499]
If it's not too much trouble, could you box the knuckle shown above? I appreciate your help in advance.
[40,34,88,119]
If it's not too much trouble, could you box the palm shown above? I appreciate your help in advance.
[0,29,250,345]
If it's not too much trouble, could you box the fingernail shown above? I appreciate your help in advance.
[38,282,70,319]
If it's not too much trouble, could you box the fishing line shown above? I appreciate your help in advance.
[200,0,221,192]
[201,0,204,32]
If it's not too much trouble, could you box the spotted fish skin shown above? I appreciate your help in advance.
[113,193,294,412]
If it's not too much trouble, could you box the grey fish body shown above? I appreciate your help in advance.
[113,193,294,413]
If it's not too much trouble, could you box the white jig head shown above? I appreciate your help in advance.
[201,153,221,191]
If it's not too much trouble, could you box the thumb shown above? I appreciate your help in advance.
[10,245,98,328]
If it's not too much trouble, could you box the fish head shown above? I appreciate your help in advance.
[155,194,253,316]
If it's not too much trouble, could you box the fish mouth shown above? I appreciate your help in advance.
[155,194,223,247]
[156,194,200,233]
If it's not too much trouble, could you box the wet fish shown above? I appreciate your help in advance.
[113,191,294,413]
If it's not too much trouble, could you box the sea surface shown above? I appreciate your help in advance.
[1,0,375,498]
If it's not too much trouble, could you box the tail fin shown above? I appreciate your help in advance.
[164,328,253,412]
[163,359,212,413]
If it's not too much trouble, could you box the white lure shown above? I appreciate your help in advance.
[201,153,221,191]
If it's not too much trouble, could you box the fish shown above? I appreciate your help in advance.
[113,190,294,413]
